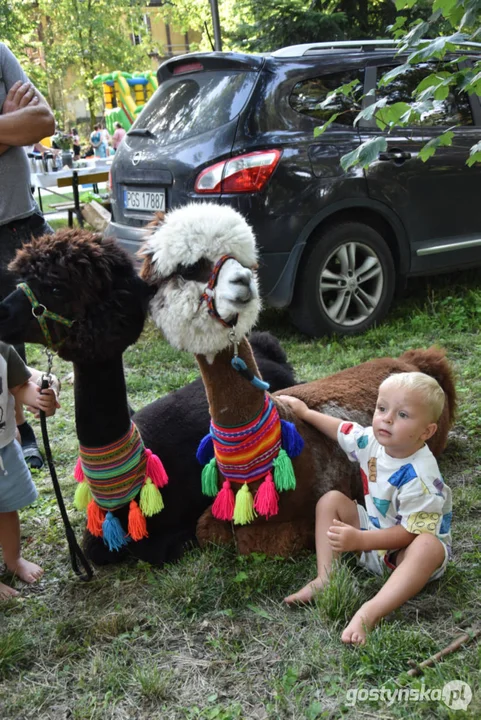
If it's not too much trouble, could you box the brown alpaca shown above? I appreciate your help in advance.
[140,203,456,557]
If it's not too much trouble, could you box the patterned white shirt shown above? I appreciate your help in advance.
[337,422,452,558]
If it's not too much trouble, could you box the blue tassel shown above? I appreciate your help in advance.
[281,419,304,458]
[231,356,270,391]
[196,433,215,464]
[102,512,129,552]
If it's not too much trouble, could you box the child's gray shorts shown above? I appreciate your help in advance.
[0,439,38,512]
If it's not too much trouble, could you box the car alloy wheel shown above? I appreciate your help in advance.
[319,241,384,327]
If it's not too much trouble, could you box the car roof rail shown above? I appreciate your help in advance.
[271,39,481,58]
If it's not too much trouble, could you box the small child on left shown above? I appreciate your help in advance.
[0,341,60,599]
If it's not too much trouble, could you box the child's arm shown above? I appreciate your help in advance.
[278,395,342,441]
[327,519,415,553]
[10,380,60,418]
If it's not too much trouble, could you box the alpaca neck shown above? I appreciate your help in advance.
[73,356,131,447]
[196,338,265,426]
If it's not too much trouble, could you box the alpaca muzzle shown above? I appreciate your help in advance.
[198,254,239,328]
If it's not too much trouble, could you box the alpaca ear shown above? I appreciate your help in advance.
[138,248,158,285]
[145,211,165,230]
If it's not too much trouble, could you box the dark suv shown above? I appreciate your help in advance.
[106,40,481,337]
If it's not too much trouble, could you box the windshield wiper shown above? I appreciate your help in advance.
[127,128,157,139]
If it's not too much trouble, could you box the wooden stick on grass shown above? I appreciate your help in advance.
[407,629,481,677]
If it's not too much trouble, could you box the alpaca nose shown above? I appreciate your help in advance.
[231,268,253,288]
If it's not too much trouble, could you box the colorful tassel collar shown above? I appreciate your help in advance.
[73,422,168,551]
[196,395,304,525]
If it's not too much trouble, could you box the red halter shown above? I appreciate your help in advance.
[198,254,239,328]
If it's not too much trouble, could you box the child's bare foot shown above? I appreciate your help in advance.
[341,602,379,645]
[7,558,44,584]
[284,576,327,604]
[0,581,19,600]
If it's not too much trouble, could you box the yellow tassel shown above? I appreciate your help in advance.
[139,477,164,517]
[233,483,256,525]
[73,481,92,511]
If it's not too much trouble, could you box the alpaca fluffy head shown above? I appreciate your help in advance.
[140,203,261,356]
[0,229,153,362]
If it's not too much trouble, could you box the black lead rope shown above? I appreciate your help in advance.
[39,376,94,582]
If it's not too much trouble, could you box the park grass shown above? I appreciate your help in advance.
[1,268,481,719]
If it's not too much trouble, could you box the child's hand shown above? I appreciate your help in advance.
[327,519,361,553]
[277,395,309,419]
[28,387,61,418]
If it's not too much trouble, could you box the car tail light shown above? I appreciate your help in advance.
[195,149,282,194]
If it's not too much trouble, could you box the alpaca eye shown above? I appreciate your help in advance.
[51,287,62,295]
[176,259,213,282]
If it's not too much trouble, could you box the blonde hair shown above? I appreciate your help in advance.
[380,372,445,422]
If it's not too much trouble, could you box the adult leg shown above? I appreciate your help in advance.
[0,511,43,583]
[342,533,446,645]
[285,490,360,604]
[3,213,54,469]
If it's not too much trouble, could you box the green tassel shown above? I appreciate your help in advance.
[273,449,297,491]
[73,481,92,511]
[233,483,256,525]
[201,457,218,497]
[139,477,164,517]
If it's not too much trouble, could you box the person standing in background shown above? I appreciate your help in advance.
[0,42,55,469]
[71,128,81,160]
[90,123,107,158]
[112,122,126,151]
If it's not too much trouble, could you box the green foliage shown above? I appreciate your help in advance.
[37,0,152,125]
[321,0,481,169]
[222,0,347,53]
[0,1,35,56]
[340,136,388,171]
[466,140,481,166]
[166,0,418,53]
[418,129,454,160]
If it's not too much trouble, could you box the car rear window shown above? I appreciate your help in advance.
[131,70,256,146]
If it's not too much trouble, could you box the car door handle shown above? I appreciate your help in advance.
[378,150,412,162]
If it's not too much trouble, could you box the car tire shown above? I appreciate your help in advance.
[289,222,396,337]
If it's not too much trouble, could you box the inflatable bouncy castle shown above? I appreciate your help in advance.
[93,71,158,133]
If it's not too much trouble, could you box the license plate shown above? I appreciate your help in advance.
[124,188,165,212]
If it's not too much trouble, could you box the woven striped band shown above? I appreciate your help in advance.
[79,422,147,511]
[211,395,281,484]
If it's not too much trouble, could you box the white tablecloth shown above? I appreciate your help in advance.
[31,161,112,189]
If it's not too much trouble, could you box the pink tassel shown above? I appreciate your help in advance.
[211,480,235,521]
[254,472,279,519]
[74,457,85,482]
[145,448,168,488]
